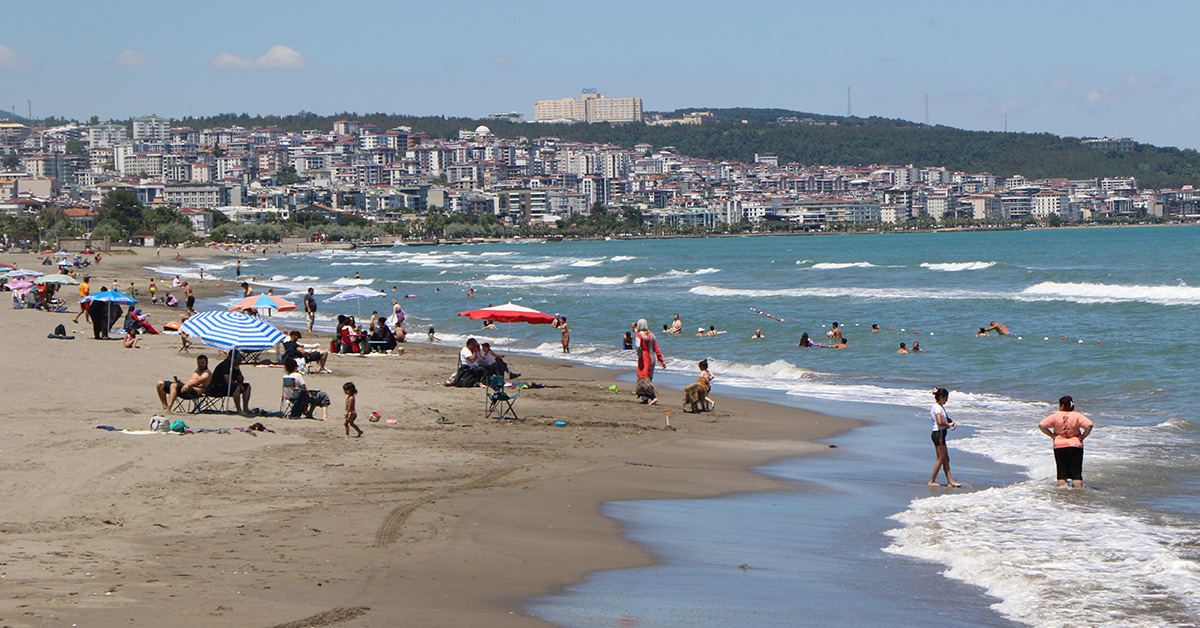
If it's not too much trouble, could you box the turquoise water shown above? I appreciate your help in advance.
[157,225,1200,627]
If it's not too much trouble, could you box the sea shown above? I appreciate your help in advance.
[152,225,1200,627]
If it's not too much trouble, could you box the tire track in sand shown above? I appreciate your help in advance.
[373,465,524,547]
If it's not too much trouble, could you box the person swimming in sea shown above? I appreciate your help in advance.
[897,342,909,354]
[983,321,1010,335]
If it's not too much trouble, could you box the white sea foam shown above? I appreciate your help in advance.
[482,273,569,284]
[1017,281,1200,306]
[809,261,878,269]
[611,255,638,262]
[690,285,991,301]
[293,275,320,282]
[920,261,997,271]
[571,259,605,267]
[583,276,631,285]
[333,278,374,286]
[885,485,1200,627]
[633,268,722,284]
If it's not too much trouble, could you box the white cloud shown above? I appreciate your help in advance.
[115,49,148,67]
[1084,74,1169,105]
[210,45,307,71]
[0,44,30,72]
[1048,77,1069,90]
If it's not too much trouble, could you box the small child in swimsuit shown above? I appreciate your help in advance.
[343,382,362,437]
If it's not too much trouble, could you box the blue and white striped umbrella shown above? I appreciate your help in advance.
[179,310,286,351]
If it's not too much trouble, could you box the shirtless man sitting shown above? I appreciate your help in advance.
[157,354,212,412]
[667,314,683,334]
[983,321,1010,336]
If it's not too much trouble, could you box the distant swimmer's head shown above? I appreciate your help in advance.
[698,327,705,333]
[636,319,648,331]
[900,343,906,349]
[933,388,949,401]
[1059,395,1074,411]
[832,322,839,328]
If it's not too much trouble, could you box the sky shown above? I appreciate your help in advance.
[2,1,1198,149]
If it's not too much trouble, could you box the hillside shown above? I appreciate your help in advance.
[165,109,1200,189]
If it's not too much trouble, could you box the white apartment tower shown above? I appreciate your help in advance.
[535,91,643,123]
[132,115,171,141]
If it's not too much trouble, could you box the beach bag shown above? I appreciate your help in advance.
[169,419,189,434]
[150,416,171,432]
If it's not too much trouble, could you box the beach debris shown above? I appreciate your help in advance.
[664,409,675,431]
[554,421,567,427]
[436,417,455,425]
[369,412,382,423]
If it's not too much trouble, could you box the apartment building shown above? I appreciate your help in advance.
[132,115,171,141]
[162,182,228,209]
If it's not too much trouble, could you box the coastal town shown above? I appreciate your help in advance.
[0,94,1194,246]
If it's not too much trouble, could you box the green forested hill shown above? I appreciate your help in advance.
[169,110,1200,189]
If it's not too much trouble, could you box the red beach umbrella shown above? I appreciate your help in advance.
[458,302,555,324]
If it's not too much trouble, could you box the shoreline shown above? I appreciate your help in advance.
[0,248,862,627]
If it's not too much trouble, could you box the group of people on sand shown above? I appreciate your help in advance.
[929,388,1092,489]
[446,337,520,388]
[154,334,361,435]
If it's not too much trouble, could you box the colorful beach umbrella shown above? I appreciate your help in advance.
[35,273,80,285]
[179,310,286,351]
[82,290,137,305]
[458,303,555,324]
[227,294,296,312]
[6,279,34,291]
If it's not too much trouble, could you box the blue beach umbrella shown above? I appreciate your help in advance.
[179,310,286,352]
[82,291,137,305]
[2,269,43,279]
[323,286,387,319]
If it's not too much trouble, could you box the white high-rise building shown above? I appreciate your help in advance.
[535,91,643,123]
[132,115,171,141]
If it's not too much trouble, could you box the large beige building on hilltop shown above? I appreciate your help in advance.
[535,91,643,124]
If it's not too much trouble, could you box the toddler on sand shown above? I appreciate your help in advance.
[343,382,362,437]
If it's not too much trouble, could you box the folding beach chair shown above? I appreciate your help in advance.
[281,376,304,418]
[172,390,228,414]
[484,375,519,420]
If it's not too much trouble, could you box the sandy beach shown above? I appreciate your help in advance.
[0,247,858,628]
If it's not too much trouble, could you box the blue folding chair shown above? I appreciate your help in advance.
[484,375,519,420]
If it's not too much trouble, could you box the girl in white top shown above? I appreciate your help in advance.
[929,387,962,488]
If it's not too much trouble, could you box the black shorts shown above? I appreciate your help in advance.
[186,295,195,309]
[1054,447,1084,480]
[177,386,201,400]
[931,428,948,446]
